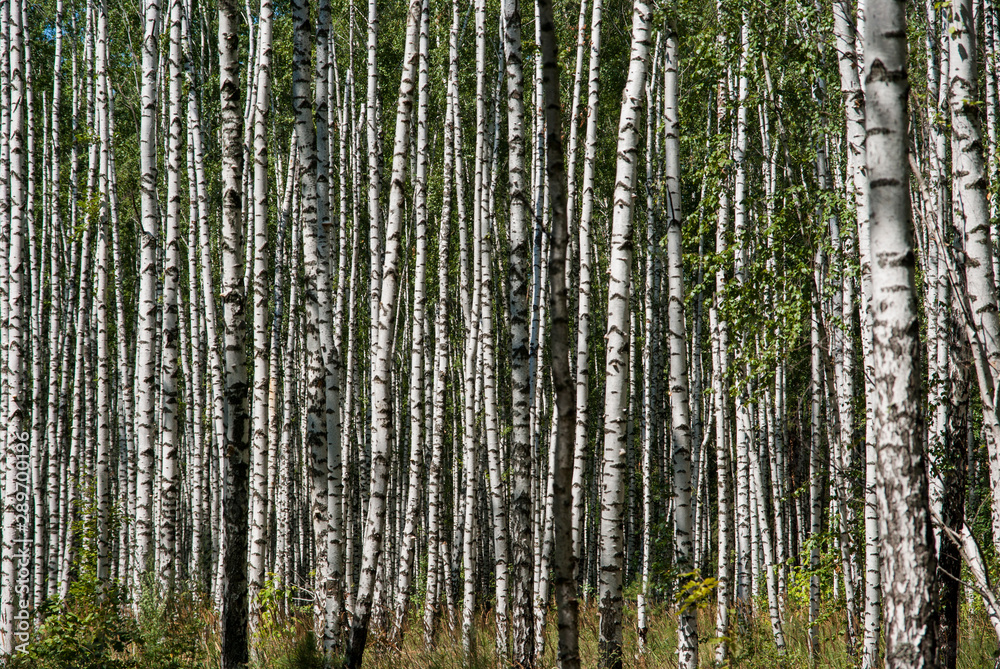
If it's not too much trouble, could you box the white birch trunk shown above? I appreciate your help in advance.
[866,3,937,667]
[712,60,733,665]
[248,0,273,633]
[948,0,1000,549]
[345,1,421,662]
[94,0,112,588]
[597,3,650,665]
[291,0,332,641]
[134,0,161,591]
[572,0,602,564]
[503,0,534,660]
[423,41,456,644]
[44,0,64,599]
[392,0,429,641]
[662,25,698,668]
[218,0,251,661]
[0,0,25,651]
[638,41,658,651]
[534,0,581,661]
[732,17,752,622]
[366,0,381,333]
[158,0,183,591]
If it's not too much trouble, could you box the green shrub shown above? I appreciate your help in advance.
[6,580,211,669]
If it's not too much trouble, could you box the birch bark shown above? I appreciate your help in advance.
[504,0,534,659]
[218,0,252,661]
[597,2,651,665]
[95,0,112,588]
[712,58,733,666]
[44,0,64,599]
[291,0,332,639]
[248,0,273,632]
[866,3,938,667]
[345,1,421,663]
[135,0,161,590]
[0,0,25,650]
[392,0,429,641]
[572,0,602,563]
[423,46,455,645]
[663,24,698,669]
[158,0,183,592]
[537,0,582,661]
[948,0,1000,548]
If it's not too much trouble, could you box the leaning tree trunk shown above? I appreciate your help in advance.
[948,0,1000,549]
[344,0,421,664]
[865,3,938,668]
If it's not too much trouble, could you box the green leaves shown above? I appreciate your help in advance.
[676,570,718,614]
[10,591,137,669]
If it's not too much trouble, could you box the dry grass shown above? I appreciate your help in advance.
[13,588,995,668]
[244,599,997,668]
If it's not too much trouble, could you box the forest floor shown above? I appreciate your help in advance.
[6,588,998,668]
[349,603,998,669]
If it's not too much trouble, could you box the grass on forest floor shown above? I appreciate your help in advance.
[253,599,999,669]
[7,590,998,669]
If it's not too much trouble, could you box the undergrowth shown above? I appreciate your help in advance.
[4,585,997,668]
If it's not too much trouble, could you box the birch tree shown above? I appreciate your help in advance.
[536,0,581,662]
[392,0,429,641]
[291,0,333,640]
[573,0,602,566]
[95,0,112,588]
[158,0,184,592]
[5,0,996,666]
[345,0,422,663]
[134,0,161,591]
[597,2,651,665]
[662,24,698,669]
[0,0,25,651]
[218,0,252,662]
[866,2,937,668]
[504,0,534,660]
[247,0,273,631]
